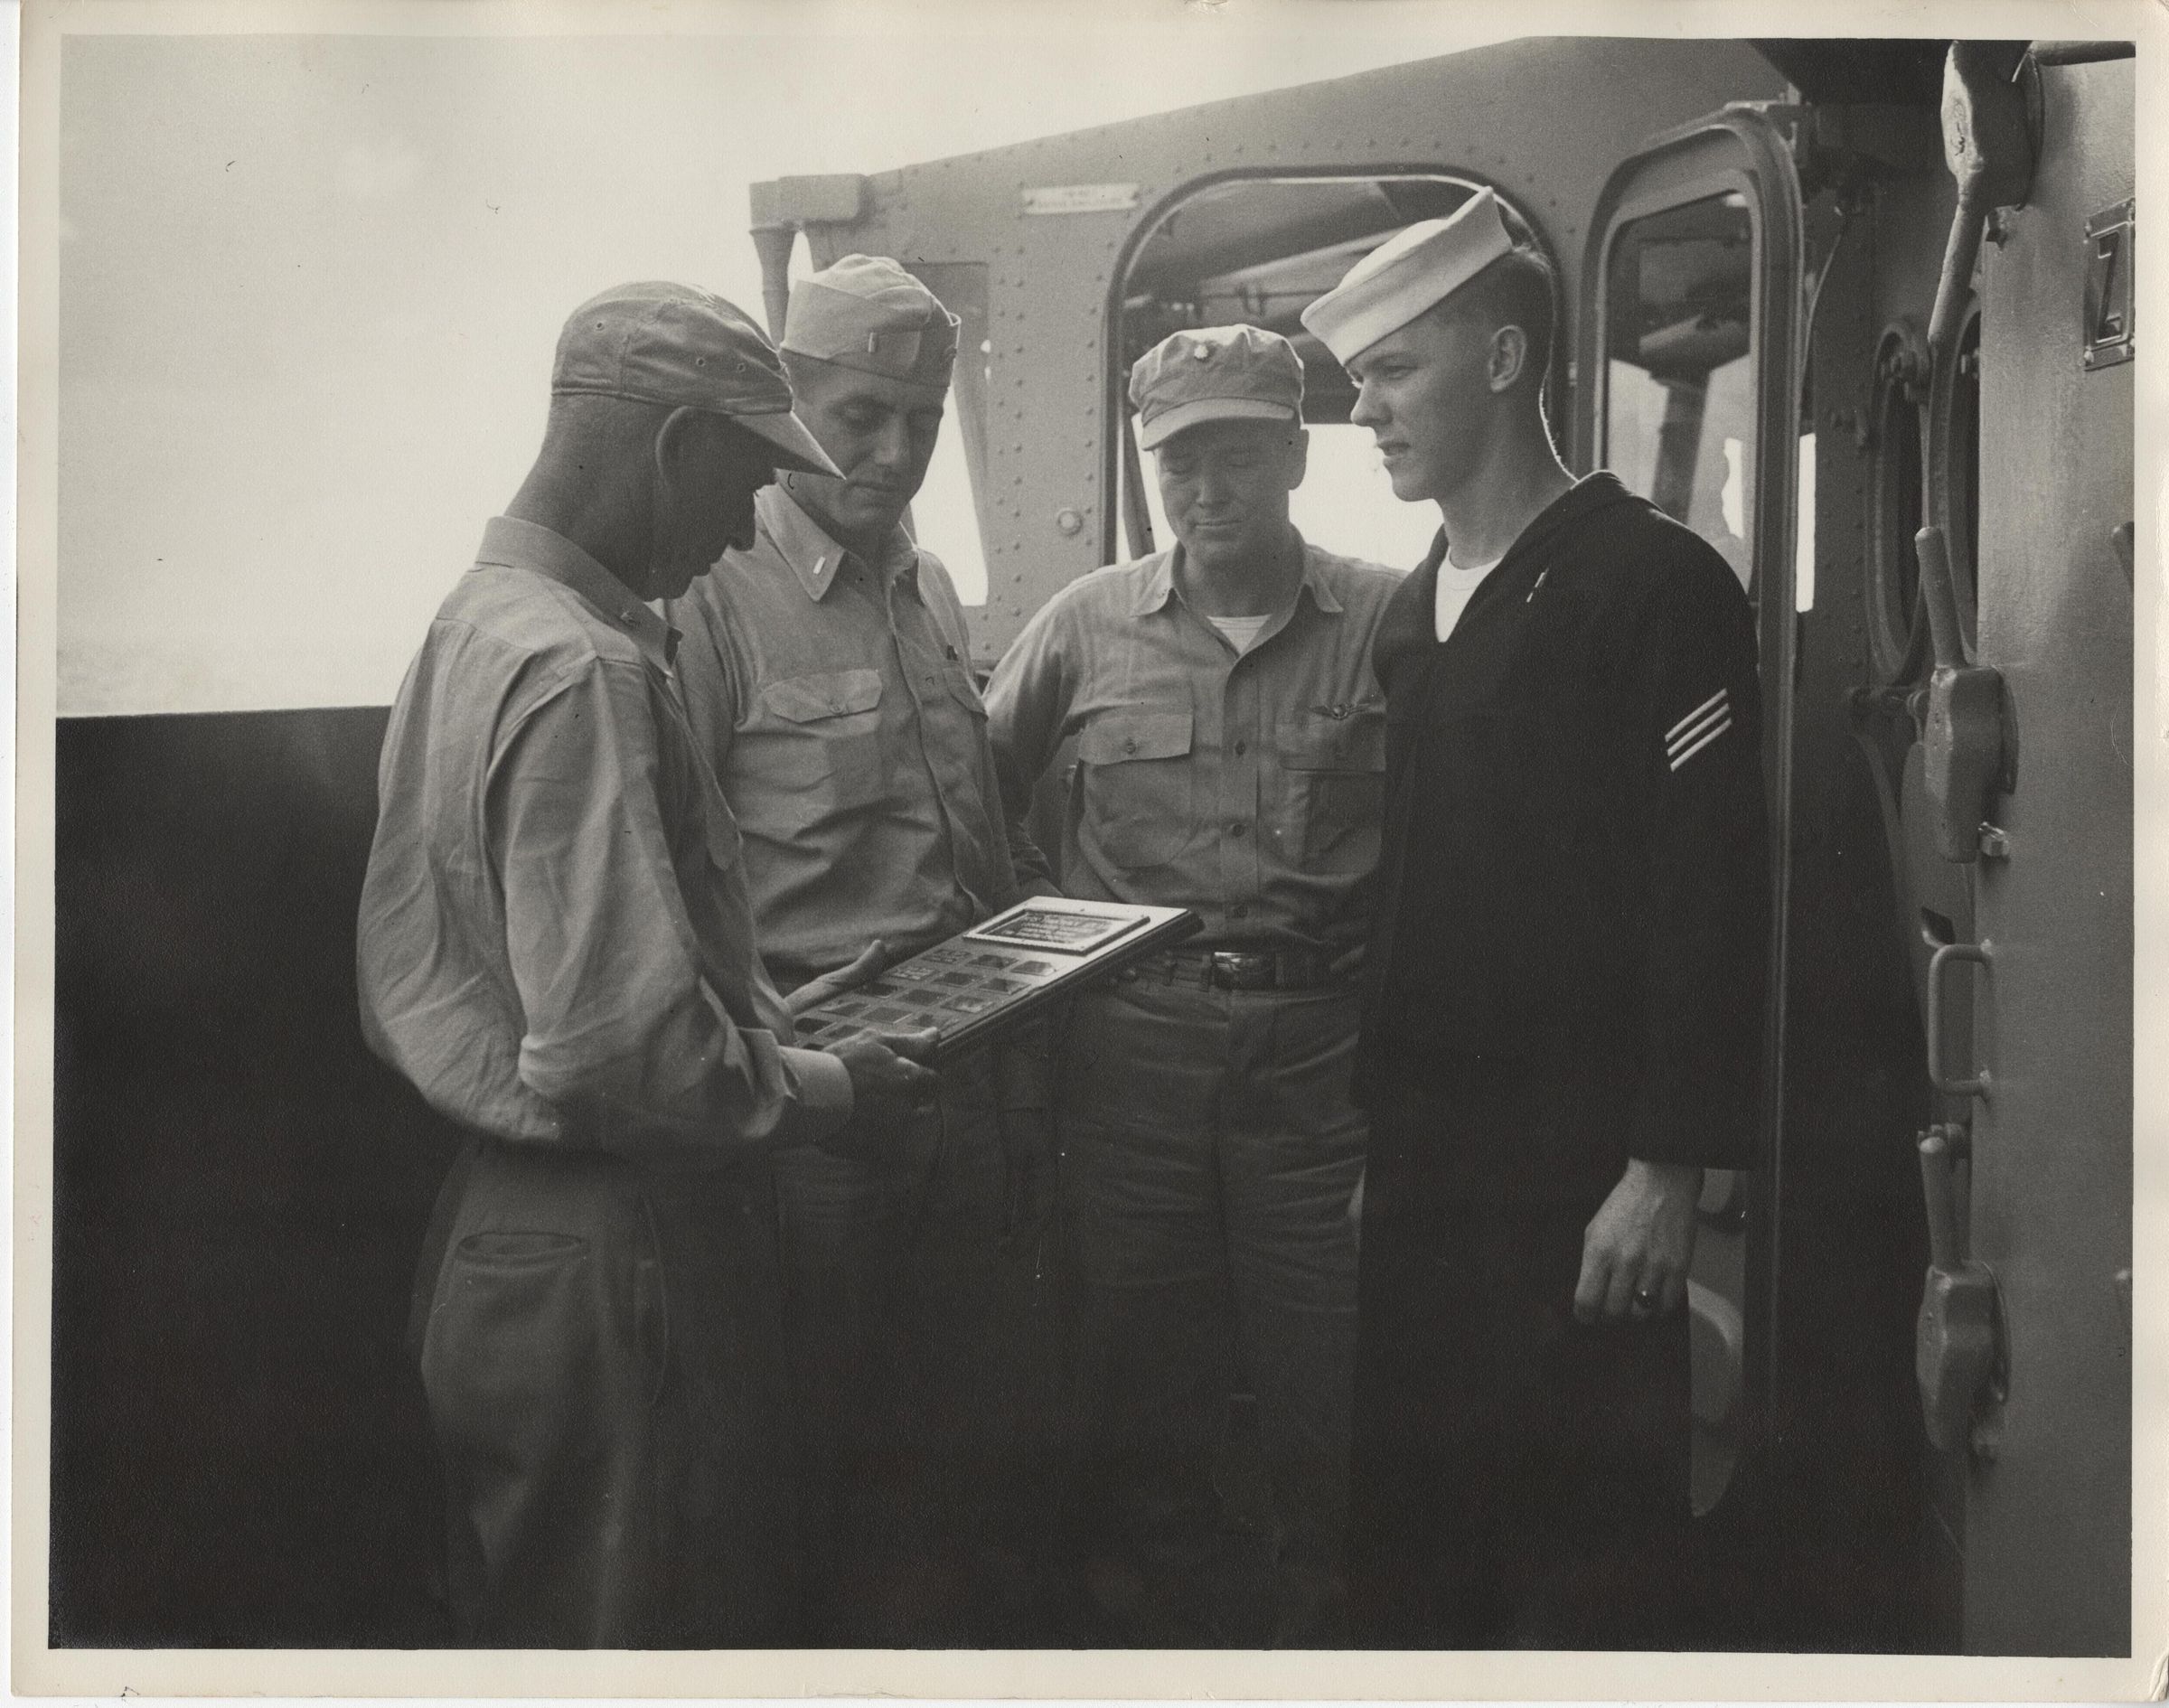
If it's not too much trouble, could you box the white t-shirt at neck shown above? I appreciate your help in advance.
[1433,552,1503,643]
[1207,612,1274,653]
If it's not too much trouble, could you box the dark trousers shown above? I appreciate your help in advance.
[415,1140,797,1647]
[1347,1061,1695,1650]
[770,1048,1050,1645]
[1057,977,1367,1645]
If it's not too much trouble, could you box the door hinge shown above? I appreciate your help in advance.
[1913,1122,2005,1459]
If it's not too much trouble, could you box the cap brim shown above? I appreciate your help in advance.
[1139,397,1299,450]
[728,407,843,476]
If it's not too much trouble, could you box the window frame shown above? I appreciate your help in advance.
[1099,166,1560,564]
[1578,115,1806,619]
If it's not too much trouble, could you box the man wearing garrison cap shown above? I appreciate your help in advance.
[671,254,1052,1644]
[985,324,1401,1645]
[359,283,942,1645]
[1302,188,1770,1645]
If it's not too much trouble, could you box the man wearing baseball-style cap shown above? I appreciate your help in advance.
[1304,190,1770,1646]
[359,282,941,1646]
[671,255,1056,1644]
[985,324,1402,1646]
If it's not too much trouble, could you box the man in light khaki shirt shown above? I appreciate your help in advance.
[671,255,1051,1644]
[359,283,936,1646]
[985,324,1402,1645]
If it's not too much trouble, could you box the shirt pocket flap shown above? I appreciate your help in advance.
[1280,710,1387,772]
[1078,709,1195,766]
[762,669,885,724]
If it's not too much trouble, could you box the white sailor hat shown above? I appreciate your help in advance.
[1300,186,1516,364]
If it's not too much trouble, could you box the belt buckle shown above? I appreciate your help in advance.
[1209,951,1273,990]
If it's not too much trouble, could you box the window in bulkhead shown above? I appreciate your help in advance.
[1601,191,1758,596]
[1110,173,1554,573]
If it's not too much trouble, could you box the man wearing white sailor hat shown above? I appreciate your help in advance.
[1302,188,1771,1647]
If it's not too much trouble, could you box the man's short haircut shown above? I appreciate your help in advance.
[1439,217,1557,396]
[539,387,670,456]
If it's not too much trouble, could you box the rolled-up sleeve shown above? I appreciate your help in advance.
[493,658,851,1161]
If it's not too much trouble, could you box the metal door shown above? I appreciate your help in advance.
[1575,108,1806,1516]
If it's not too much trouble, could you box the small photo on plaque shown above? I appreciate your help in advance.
[795,897,1200,1065]
[965,901,1151,955]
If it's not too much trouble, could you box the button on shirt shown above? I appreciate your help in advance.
[984,537,1404,953]
[357,515,852,1160]
[672,483,1025,990]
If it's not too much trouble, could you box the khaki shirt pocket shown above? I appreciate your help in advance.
[1278,708,1387,874]
[753,668,887,818]
[1076,708,1196,870]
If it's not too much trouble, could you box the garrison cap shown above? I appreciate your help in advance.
[1300,186,1516,364]
[552,281,840,475]
[783,254,961,390]
[1128,324,1304,451]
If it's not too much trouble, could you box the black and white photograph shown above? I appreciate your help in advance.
[15,0,2164,1696]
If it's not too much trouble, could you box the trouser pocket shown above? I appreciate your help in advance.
[420,1204,662,1645]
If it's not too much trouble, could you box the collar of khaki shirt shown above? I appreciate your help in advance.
[758,481,922,605]
[475,514,682,671]
[1126,530,1347,622]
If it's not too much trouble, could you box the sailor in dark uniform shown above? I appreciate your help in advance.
[1300,188,1770,1647]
